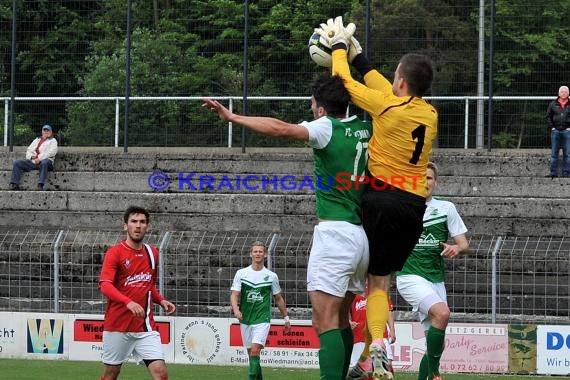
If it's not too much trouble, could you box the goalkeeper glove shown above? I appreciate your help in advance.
[348,35,363,63]
[315,16,354,50]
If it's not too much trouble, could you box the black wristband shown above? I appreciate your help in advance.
[352,54,373,76]
[331,42,348,51]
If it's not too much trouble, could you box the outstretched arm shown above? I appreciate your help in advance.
[202,98,309,140]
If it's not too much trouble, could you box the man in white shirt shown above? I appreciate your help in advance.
[9,124,58,191]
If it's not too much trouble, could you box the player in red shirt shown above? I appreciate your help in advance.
[99,206,176,380]
[348,295,396,380]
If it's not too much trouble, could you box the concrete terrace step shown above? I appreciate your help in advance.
[0,191,567,235]
[0,210,318,232]
[0,147,556,176]
[1,170,568,196]
[0,191,567,218]
[0,147,314,173]
[432,150,553,177]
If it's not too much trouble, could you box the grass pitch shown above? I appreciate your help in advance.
[0,358,556,379]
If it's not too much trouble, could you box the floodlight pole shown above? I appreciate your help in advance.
[9,0,17,151]
[241,0,250,153]
[476,0,485,149]
[124,0,133,153]
[487,0,495,151]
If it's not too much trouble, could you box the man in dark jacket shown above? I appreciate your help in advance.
[546,85,570,177]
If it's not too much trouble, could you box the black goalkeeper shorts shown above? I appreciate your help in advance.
[361,179,426,276]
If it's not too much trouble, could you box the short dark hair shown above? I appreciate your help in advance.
[311,72,350,116]
[123,206,150,223]
[398,53,434,97]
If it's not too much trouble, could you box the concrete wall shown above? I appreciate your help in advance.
[0,147,568,236]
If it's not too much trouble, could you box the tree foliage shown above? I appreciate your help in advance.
[0,0,568,146]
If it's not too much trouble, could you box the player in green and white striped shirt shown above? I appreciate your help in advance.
[396,162,469,380]
[231,241,290,380]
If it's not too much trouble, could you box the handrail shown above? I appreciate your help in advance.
[1,95,556,149]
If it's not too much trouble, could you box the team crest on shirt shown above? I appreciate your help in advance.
[428,207,439,216]
[123,259,131,269]
[264,275,270,281]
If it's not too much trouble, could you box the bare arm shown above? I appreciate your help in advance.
[274,293,291,333]
[202,98,309,140]
[387,311,396,343]
[440,234,469,259]
[230,290,242,321]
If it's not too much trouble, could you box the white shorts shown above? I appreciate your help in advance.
[396,274,447,330]
[102,331,164,365]
[307,221,369,297]
[240,323,270,348]
[383,338,394,361]
[350,342,365,367]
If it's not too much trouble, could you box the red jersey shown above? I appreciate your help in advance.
[350,294,367,343]
[350,295,394,343]
[99,241,160,332]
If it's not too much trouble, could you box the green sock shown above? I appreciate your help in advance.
[418,354,428,380]
[426,326,446,377]
[318,329,345,380]
[341,327,354,379]
[249,355,262,380]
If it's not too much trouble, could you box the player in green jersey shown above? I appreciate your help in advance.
[204,72,372,380]
[231,241,290,380]
[396,162,469,380]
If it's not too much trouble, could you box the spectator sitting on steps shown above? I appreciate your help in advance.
[9,124,58,191]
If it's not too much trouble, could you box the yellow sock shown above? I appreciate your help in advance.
[366,290,388,341]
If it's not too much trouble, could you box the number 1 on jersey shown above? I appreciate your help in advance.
[409,125,426,164]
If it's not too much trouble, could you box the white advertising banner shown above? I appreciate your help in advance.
[537,325,570,375]
[392,322,509,373]
[228,319,319,369]
[0,311,531,375]
[0,312,68,360]
[174,317,229,365]
[0,312,25,358]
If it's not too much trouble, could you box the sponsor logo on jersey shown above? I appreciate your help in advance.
[246,290,264,303]
[416,232,440,247]
[355,299,367,311]
[124,271,153,286]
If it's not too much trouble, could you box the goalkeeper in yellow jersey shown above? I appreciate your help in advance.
[317,16,438,380]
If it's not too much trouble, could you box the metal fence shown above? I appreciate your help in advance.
[1,229,568,325]
[1,95,556,149]
[2,1,568,150]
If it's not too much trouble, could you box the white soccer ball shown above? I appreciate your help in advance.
[308,31,332,67]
